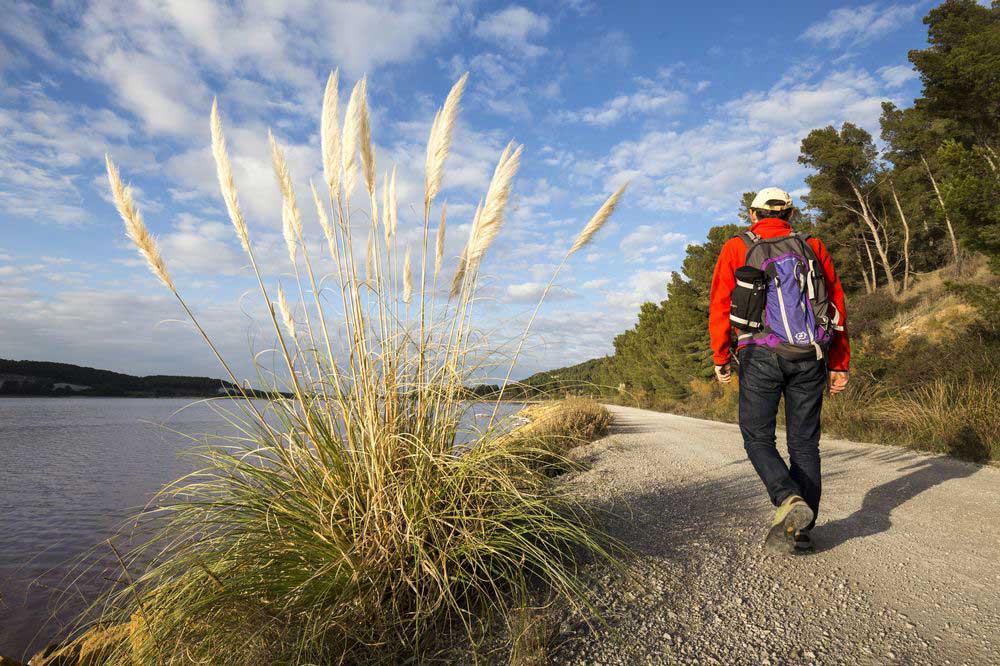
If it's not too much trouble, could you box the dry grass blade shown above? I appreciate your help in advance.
[311,180,337,260]
[381,171,391,243]
[466,141,522,269]
[425,73,468,206]
[105,155,174,291]
[389,165,398,238]
[277,284,296,341]
[435,201,447,276]
[321,69,342,197]
[403,245,413,303]
[210,99,250,254]
[570,181,629,255]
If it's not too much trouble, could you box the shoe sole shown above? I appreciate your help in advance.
[764,503,814,555]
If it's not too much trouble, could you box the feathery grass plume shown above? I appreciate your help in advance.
[341,76,366,196]
[569,181,629,255]
[466,141,523,270]
[281,200,297,264]
[403,245,413,303]
[210,99,250,254]
[276,284,296,342]
[358,78,376,197]
[321,69,341,197]
[424,73,468,206]
[435,201,447,276]
[105,155,174,291]
[270,132,302,263]
[449,199,481,298]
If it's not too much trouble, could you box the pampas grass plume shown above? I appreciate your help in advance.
[321,69,342,197]
[466,141,522,269]
[435,202,447,276]
[424,73,468,206]
[105,155,175,292]
[210,99,251,254]
[277,284,296,341]
[403,245,413,304]
[570,181,629,255]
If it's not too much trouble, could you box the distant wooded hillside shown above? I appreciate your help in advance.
[0,359,262,398]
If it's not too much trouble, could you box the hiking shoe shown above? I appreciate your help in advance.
[793,530,814,552]
[764,495,814,555]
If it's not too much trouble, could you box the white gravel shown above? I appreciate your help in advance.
[549,405,1000,666]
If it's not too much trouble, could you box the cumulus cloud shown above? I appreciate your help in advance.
[802,2,921,47]
[604,269,670,310]
[619,226,687,261]
[878,64,918,88]
[474,6,551,57]
[556,76,687,126]
[504,281,574,302]
[603,67,902,214]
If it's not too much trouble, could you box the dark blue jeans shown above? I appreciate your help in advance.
[738,345,826,530]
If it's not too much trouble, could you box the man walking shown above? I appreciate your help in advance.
[709,188,850,553]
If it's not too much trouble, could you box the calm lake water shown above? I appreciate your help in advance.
[0,397,520,660]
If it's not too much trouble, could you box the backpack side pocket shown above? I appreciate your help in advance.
[730,265,767,331]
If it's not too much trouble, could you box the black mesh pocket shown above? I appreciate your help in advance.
[729,266,767,331]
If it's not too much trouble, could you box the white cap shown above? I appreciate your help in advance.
[750,187,793,212]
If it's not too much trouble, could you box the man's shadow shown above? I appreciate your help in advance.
[816,449,980,551]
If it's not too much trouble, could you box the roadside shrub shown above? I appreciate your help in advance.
[874,376,998,462]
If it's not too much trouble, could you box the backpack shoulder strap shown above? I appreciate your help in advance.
[735,230,760,248]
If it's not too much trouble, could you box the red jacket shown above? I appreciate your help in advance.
[709,218,850,371]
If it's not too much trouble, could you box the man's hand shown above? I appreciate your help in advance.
[715,363,732,384]
[828,371,849,394]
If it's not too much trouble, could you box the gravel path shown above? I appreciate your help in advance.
[550,405,1000,666]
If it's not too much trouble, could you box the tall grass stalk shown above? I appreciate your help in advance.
[97,71,625,664]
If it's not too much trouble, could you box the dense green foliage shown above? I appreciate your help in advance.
[521,1,1000,461]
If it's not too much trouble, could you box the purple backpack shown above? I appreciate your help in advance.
[728,230,843,362]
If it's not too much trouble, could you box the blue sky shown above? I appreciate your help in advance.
[0,0,937,380]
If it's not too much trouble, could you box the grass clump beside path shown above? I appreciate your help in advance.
[78,69,628,665]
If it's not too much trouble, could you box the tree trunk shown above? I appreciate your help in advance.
[856,247,874,294]
[850,182,897,294]
[863,235,878,292]
[889,181,911,293]
[920,154,960,262]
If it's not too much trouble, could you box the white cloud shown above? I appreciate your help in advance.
[73,0,464,138]
[557,77,687,126]
[582,278,609,290]
[603,67,901,214]
[619,226,687,260]
[159,215,247,276]
[802,2,921,47]
[878,64,918,88]
[605,269,670,309]
[505,281,574,302]
[474,6,551,57]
